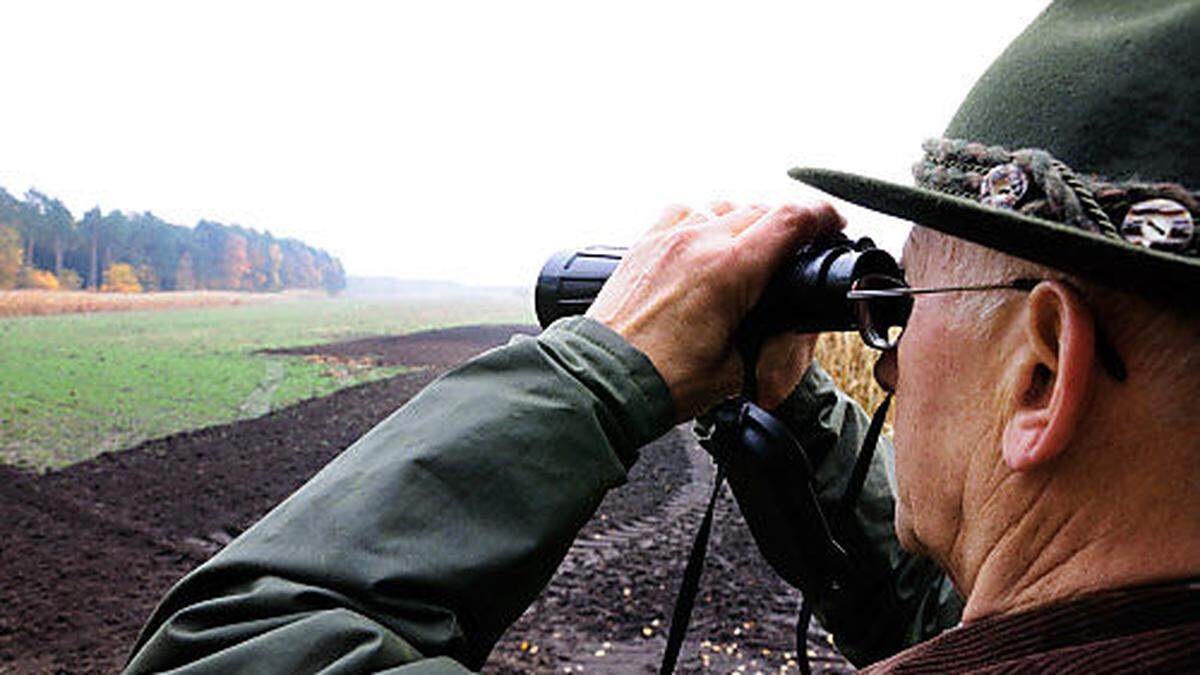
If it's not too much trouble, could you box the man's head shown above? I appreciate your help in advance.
[882,224,1200,616]
[788,0,1200,617]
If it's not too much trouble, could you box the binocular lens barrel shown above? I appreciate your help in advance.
[534,235,902,337]
[534,247,625,328]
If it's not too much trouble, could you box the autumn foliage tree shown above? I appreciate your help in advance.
[221,232,251,290]
[267,243,283,290]
[135,264,159,291]
[24,191,75,277]
[174,251,197,290]
[56,269,83,290]
[0,225,21,289]
[18,267,61,290]
[0,183,345,293]
[102,263,143,293]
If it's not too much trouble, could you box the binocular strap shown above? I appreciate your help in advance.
[657,464,727,675]
[791,391,892,675]
[657,391,892,674]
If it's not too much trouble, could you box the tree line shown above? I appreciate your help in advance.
[0,185,345,293]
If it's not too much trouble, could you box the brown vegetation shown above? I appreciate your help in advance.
[0,290,283,317]
[815,331,894,425]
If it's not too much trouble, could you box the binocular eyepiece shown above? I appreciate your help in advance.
[535,233,904,340]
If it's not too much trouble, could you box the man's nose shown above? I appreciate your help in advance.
[874,348,898,393]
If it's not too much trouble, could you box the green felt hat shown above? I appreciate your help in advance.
[789,0,1200,302]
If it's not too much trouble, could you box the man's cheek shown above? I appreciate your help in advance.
[890,430,930,556]
[891,406,920,514]
[894,422,938,500]
[891,388,953,548]
[894,501,917,552]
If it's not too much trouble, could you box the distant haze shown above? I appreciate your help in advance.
[0,2,1050,287]
[345,276,526,297]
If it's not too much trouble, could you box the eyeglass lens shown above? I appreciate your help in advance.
[851,274,912,350]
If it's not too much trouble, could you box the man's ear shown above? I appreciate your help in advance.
[1001,282,1096,471]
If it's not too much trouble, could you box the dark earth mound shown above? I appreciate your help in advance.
[0,324,851,674]
[264,324,539,368]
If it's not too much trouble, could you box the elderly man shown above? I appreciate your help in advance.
[126,0,1199,672]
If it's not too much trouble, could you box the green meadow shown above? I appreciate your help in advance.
[0,295,530,471]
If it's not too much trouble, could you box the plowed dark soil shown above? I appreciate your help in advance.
[0,324,851,674]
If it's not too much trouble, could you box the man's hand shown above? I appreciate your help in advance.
[586,201,844,420]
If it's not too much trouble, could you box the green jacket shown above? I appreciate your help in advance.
[124,318,960,673]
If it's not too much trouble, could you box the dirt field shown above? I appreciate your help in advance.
[0,324,852,674]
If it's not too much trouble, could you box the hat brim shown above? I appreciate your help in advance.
[789,167,1200,300]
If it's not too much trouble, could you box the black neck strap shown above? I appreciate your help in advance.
[658,463,727,675]
[657,349,893,673]
[658,334,763,673]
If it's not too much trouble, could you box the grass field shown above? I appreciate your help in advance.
[0,294,531,470]
[0,288,890,471]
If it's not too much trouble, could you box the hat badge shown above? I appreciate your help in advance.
[979,163,1028,209]
[1119,198,1195,252]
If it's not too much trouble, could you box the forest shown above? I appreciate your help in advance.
[0,186,345,293]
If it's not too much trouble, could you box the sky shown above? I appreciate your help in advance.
[0,1,1052,287]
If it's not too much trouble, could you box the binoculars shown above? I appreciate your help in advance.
[535,232,905,341]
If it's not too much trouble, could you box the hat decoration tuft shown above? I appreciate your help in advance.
[912,138,1198,255]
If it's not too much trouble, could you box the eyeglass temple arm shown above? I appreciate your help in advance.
[845,278,1041,299]
[845,278,1127,382]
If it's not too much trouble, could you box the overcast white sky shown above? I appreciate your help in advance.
[0,1,1051,286]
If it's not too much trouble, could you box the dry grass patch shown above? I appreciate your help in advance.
[0,290,290,317]
[815,331,894,425]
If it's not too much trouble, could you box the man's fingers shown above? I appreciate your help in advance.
[755,333,818,409]
[681,210,711,227]
[737,202,844,289]
[648,204,694,233]
[714,204,770,237]
[709,201,737,217]
[718,203,770,236]
[649,201,764,236]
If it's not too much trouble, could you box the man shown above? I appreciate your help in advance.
[125,0,1199,672]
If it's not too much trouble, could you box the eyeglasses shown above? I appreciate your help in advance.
[845,274,1127,382]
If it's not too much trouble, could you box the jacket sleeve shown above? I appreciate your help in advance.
[123,317,676,674]
[770,362,963,666]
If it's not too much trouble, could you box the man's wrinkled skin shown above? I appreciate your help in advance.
[587,201,844,417]
[878,227,1199,625]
